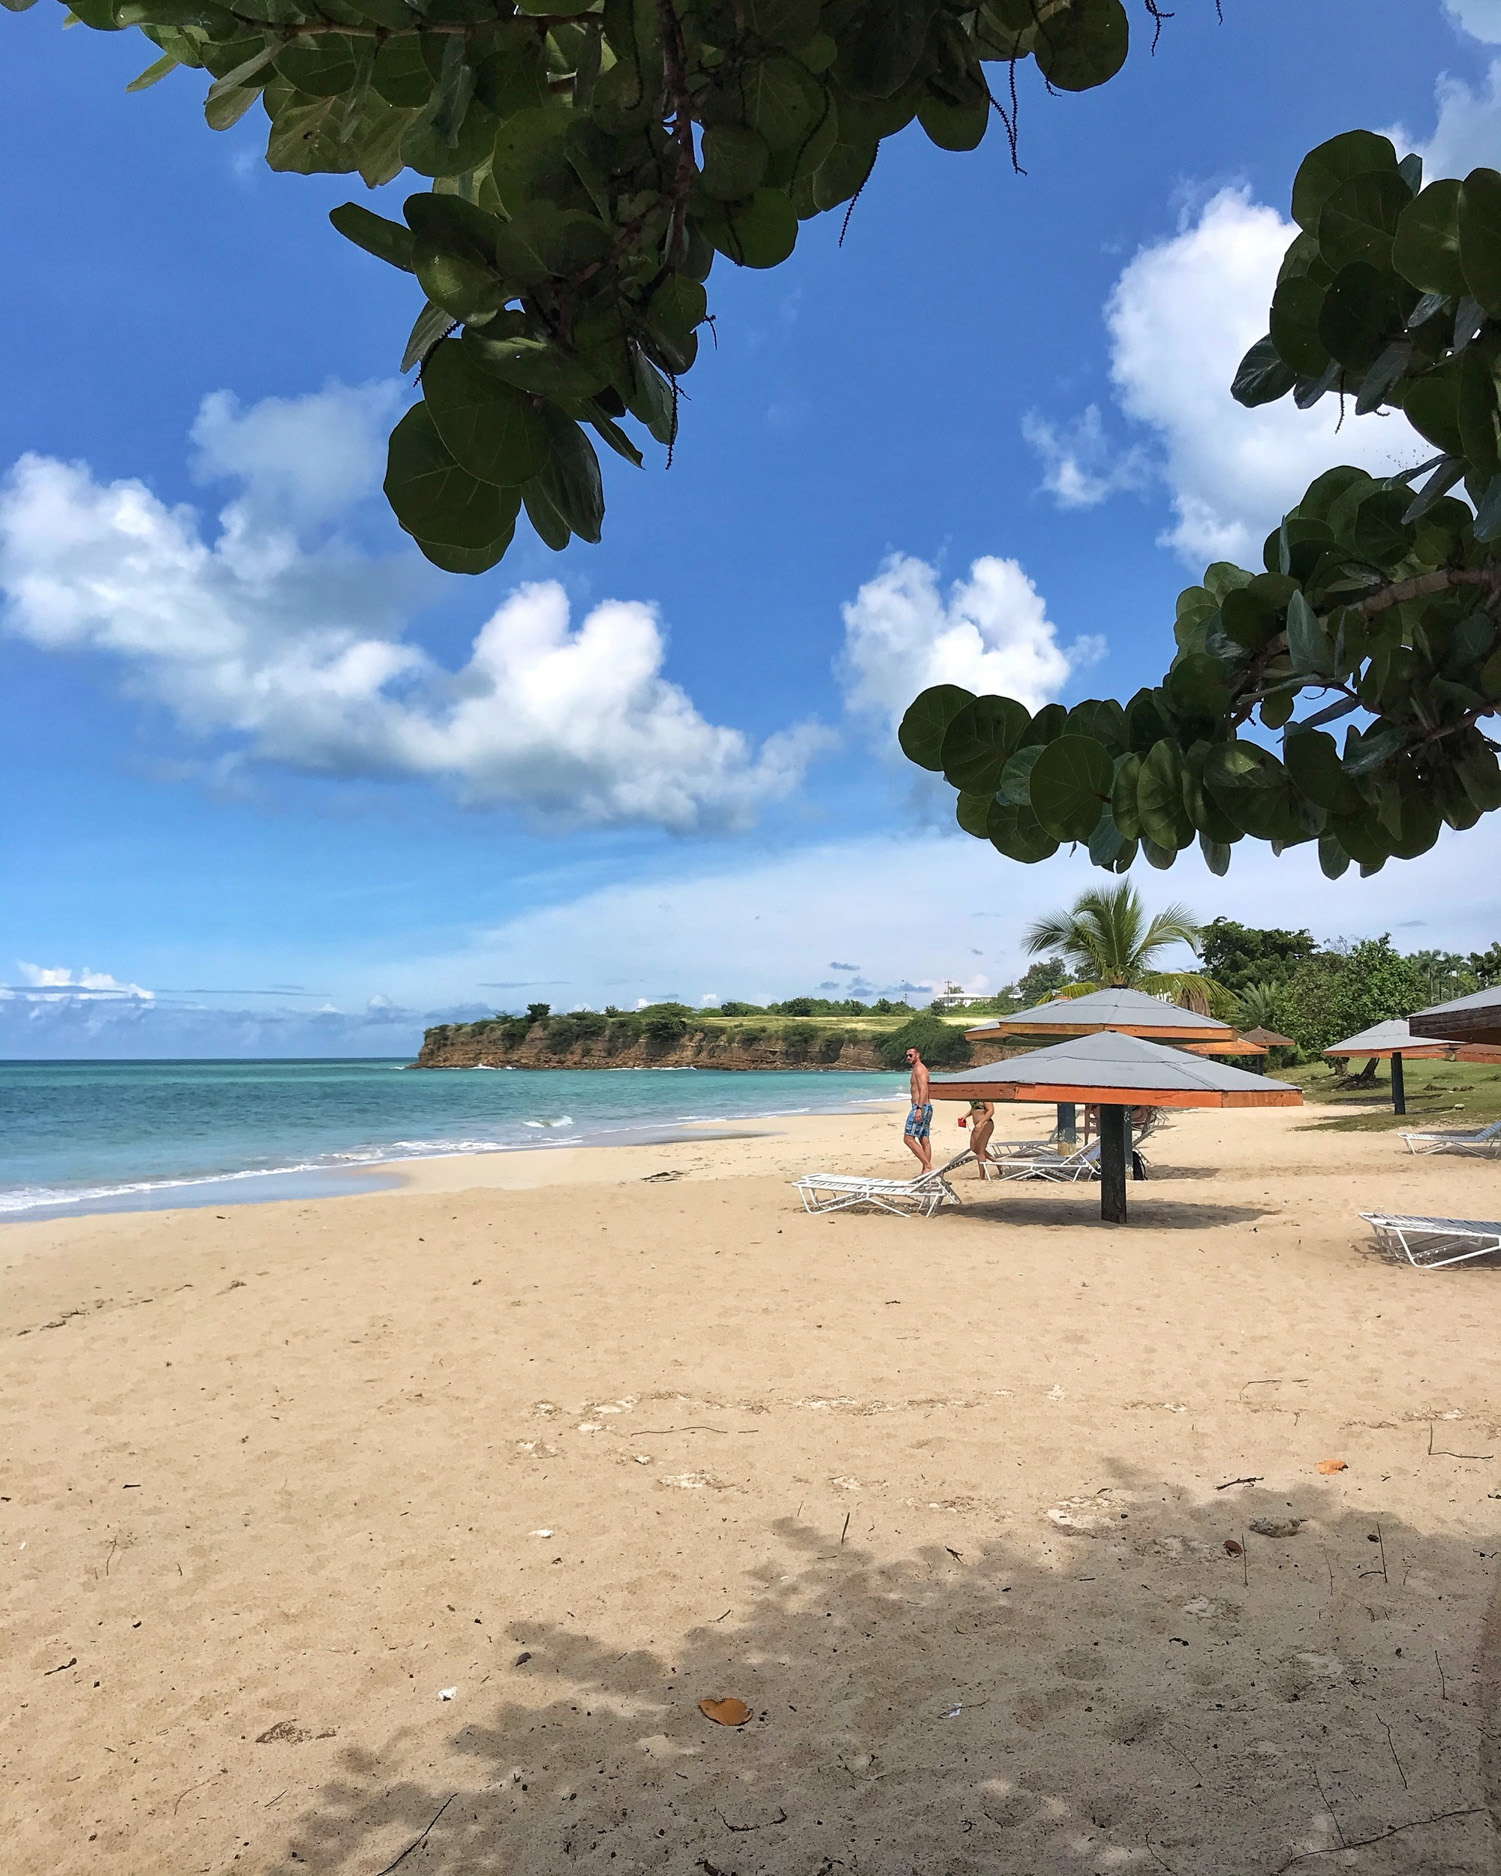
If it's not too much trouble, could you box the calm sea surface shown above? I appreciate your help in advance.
[0,1059,906,1220]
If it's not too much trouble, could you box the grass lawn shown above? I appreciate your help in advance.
[1286,1056,1501,1131]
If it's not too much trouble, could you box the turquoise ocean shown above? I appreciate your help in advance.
[0,1059,907,1221]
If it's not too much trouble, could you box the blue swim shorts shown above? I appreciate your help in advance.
[904,1102,933,1140]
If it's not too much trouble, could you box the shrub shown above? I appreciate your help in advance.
[500,1017,532,1050]
[878,1015,972,1071]
[734,1024,765,1047]
[780,1022,817,1061]
[526,1002,551,1024]
[605,1017,641,1055]
[818,1030,847,1064]
[544,1016,578,1052]
[643,1012,688,1049]
[719,1000,765,1016]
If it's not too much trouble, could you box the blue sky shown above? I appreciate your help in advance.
[4,0,1501,1056]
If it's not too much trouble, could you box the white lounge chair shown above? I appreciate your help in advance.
[793,1150,971,1218]
[1361,1212,1501,1269]
[992,1139,1104,1183]
[1399,1117,1501,1156]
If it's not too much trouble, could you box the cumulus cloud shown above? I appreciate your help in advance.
[1020,404,1152,509]
[839,552,1099,731]
[1390,58,1501,182]
[1445,0,1501,46]
[0,386,820,832]
[9,962,153,999]
[1028,190,1427,566]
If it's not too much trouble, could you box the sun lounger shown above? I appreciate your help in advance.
[992,1139,1104,1183]
[1361,1212,1501,1269]
[793,1151,971,1218]
[1398,1117,1501,1156]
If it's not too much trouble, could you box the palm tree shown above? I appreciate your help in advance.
[1234,979,1290,1034]
[1023,882,1231,1014]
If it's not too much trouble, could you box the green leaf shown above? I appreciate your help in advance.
[1291,130,1398,233]
[916,72,989,152]
[1393,178,1466,298]
[414,527,516,574]
[713,187,798,268]
[1403,359,1465,457]
[1317,262,1413,372]
[1269,275,1332,379]
[1140,837,1177,871]
[1316,170,1410,272]
[401,92,496,178]
[464,326,611,402]
[1284,727,1358,813]
[401,299,457,375]
[329,203,416,273]
[1165,650,1231,721]
[1028,734,1112,842]
[835,0,937,99]
[1285,591,1335,678]
[127,52,179,91]
[523,478,572,552]
[700,124,771,202]
[739,54,825,151]
[205,45,275,130]
[987,802,1059,864]
[274,37,360,99]
[1062,698,1127,754]
[531,406,605,544]
[956,790,995,838]
[1135,739,1192,851]
[1317,835,1351,879]
[624,352,677,446]
[1202,741,1302,841]
[1460,167,1501,317]
[1088,808,1129,870]
[384,403,522,551]
[998,742,1044,804]
[1232,335,1297,408]
[1111,750,1142,840]
[1457,345,1501,480]
[939,695,1031,793]
[1473,471,1501,542]
[1032,0,1129,93]
[422,340,549,487]
[897,684,974,770]
[1199,834,1231,877]
[372,35,434,109]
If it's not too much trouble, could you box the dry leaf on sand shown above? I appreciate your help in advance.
[1316,1459,1348,1475]
[1223,1538,1243,1555]
[699,1697,752,1726]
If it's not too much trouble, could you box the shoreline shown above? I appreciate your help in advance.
[0,1099,911,1225]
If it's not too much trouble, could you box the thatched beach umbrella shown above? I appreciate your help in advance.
[931,1031,1301,1225]
[1243,1025,1296,1050]
[965,986,1245,1139]
[1324,1019,1451,1116]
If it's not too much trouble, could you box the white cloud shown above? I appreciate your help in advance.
[1027,190,1427,567]
[9,962,153,1000]
[1445,0,1501,46]
[1020,404,1152,509]
[370,815,1501,1014]
[0,387,820,832]
[1391,58,1501,181]
[839,552,1095,731]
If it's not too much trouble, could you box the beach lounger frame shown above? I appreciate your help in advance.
[1398,1118,1501,1156]
[1361,1212,1501,1269]
[793,1151,971,1219]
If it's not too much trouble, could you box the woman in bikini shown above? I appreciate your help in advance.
[964,1098,995,1178]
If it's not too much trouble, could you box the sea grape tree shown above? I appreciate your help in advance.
[6,0,1141,571]
[902,130,1501,878]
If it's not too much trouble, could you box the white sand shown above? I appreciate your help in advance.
[4,1102,1501,1873]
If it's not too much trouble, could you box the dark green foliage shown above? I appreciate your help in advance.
[501,1014,533,1047]
[525,1002,552,1024]
[1470,941,1501,986]
[876,1014,971,1070]
[1014,956,1069,1004]
[901,133,1501,877]
[1199,918,1317,994]
[1279,937,1430,1054]
[780,1021,817,1060]
[59,0,1141,573]
[642,1010,689,1047]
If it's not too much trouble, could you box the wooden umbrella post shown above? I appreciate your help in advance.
[1098,1104,1129,1225]
[1057,1102,1077,1146]
[1391,1050,1406,1116]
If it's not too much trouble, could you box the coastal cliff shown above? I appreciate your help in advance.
[416,1014,898,1071]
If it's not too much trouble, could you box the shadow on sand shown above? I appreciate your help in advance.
[271,1478,1498,1876]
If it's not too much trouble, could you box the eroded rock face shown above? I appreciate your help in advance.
[414,1025,890,1073]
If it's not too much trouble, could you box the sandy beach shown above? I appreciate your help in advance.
[5,1101,1501,1875]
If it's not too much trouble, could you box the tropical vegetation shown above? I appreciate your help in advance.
[1020,881,1229,1012]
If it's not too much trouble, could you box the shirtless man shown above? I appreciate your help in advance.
[903,1045,933,1173]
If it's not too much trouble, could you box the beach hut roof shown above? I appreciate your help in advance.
[931,1029,1300,1109]
[1243,1025,1296,1048]
[965,985,1233,1042]
[1323,1018,1451,1058]
[1409,983,1501,1048]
